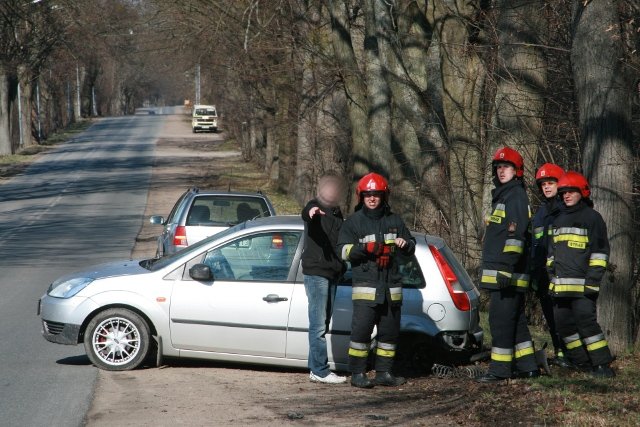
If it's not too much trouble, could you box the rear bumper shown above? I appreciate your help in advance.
[42,320,81,345]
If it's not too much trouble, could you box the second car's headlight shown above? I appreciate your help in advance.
[48,277,94,299]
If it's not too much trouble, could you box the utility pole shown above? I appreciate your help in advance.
[195,63,201,105]
[67,81,73,123]
[91,86,97,116]
[75,63,81,120]
[17,82,23,148]
[36,81,42,142]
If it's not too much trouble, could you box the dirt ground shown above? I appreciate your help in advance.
[85,112,639,427]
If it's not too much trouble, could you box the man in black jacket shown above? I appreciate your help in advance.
[547,171,615,377]
[301,172,347,384]
[337,173,415,389]
[476,147,539,383]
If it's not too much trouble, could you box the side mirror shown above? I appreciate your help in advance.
[149,215,165,225]
[189,264,213,281]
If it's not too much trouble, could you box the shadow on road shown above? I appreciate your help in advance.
[56,354,92,366]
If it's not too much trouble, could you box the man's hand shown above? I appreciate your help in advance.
[308,206,326,218]
[394,238,407,249]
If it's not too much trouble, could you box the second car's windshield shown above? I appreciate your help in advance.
[143,222,247,271]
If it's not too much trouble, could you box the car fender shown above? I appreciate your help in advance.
[400,313,440,338]
[86,290,177,357]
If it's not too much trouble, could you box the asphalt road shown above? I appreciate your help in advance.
[0,112,166,426]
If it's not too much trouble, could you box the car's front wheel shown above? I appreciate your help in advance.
[84,308,151,371]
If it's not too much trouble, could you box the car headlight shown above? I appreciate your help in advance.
[48,277,94,299]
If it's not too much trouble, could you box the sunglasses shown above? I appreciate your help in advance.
[361,191,384,198]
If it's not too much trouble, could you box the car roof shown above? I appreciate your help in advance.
[187,190,269,198]
[194,104,216,109]
[241,215,447,248]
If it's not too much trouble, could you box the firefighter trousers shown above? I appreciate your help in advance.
[537,286,562,354]
[488,289,537,378]
[348,296,401,374]
[553,294,612,367]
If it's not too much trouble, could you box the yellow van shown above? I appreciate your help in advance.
[192,104,218,133]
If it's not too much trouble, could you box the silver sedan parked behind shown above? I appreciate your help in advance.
[39,216,483,372]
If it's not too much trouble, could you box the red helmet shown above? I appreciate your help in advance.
[356,173,389,198]
[557,171,590,198]
[492,147,524,177]
[535,163,565,183]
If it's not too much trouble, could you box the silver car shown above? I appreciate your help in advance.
[39,216,483,372]
[150,188,276,257]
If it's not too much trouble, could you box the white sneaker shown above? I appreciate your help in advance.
[309,371,347,384]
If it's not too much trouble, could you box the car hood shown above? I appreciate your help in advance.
[57,260,150,282]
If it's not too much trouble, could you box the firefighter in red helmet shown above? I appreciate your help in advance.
[530,163,570,367]
[476,147,539,383]
[547,171,615,377]
[337,173,416,388]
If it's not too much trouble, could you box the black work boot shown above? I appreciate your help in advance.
[475,373,509,383]
[351,373,374,388]
[592,364,616,378]
[515,370,541,379]
[552,352,575,369]
[374,372,406,387]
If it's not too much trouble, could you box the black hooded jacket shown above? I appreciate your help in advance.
[301,198,346,280]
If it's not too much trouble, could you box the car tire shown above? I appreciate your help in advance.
[84,308,151,371]
[395,334,435,377]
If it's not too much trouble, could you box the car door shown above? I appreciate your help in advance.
[170,230,302,358]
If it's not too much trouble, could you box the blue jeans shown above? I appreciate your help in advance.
[304,275,338,377]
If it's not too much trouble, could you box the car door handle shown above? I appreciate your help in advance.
[262,294,288,303]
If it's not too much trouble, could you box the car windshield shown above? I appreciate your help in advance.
[186,196,271,226]
[195,108,216,116]
[142,222,248,271]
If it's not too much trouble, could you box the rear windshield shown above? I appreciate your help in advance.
[186,196,271,226]
[194,108,216,116]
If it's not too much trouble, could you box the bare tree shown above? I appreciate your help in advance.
[571,0,636,353]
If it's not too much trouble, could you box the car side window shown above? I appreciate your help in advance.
[203,231,301,282]
[339,253,425,289]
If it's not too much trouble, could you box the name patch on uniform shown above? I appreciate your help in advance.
[568,241,586,250]
[489,215,502,224]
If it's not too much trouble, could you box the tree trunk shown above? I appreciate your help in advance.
[326,0,369,182]
[571,0,636,353]
[431,0,486,268]
[17,64,34,148]
[363,0,392,176]
[492,0,547,176]
[376,0,446,219]
[0,64,11,155]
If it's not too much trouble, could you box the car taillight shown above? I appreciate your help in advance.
[173,226,188,246]
[428,244,470,311]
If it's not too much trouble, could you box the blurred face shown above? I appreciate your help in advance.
[317,178,344,206]
[539,179,558,199]
[362,191,383,209]
[496,162,516,184]
[562,190,582,207]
